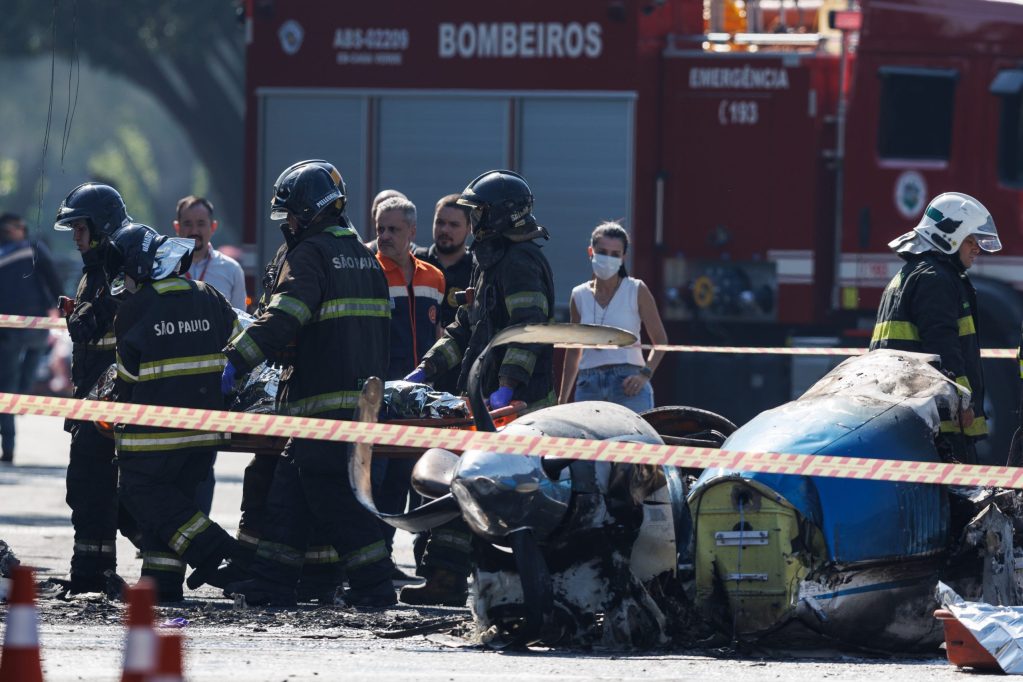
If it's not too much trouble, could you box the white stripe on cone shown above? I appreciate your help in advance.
[123,627,158,671]
[3,605,39,647]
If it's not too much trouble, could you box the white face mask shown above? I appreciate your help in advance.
[591,253,622,280]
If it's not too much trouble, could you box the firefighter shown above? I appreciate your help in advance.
[231,164,346,602]
[401,169,556,605]
[107,223,241,602]
[870,192,1002,464]
[221,160,396,607]
[53,183,134,594]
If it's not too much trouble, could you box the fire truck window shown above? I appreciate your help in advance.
[999,95,1023,185]
[992,70,1023,185]
[377,97,509,215]
[877,69,958,161]
[518,97,634,315]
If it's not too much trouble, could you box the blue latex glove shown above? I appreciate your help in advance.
[403,368,427,384]
[488,385,514,409]
[221,361,238,396]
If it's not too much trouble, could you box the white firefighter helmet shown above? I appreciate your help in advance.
[912,192,1001,255]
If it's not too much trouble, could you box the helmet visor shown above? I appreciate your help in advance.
[53,212,83,232]
[974,214,1001,252]
[153,238,196,280]
[455,197,484,231]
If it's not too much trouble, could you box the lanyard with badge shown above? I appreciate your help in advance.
[185,254,211,282]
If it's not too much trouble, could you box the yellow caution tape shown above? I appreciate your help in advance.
[2,391,1023,489]
[0,314,1016,358]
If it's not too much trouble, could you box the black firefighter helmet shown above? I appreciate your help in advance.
[270,160,348,230]
[104,223,195,294]
[54,182,132,242]
[457,170,542,242]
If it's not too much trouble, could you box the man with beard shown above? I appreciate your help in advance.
[414,195,473,394]
[414,195,473,329]
[173,196,247,310]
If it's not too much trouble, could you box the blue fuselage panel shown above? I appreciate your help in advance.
[692,397,949,564]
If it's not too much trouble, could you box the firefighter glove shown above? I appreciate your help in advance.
[488,385,514,410]
[67,302,99,343]
[403,367,427,384]
[221,360,239,395]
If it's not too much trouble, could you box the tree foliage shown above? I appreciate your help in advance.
[1,0,245,231]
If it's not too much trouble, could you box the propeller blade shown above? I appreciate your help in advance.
[488,322,636,349]
[349,377,463,531]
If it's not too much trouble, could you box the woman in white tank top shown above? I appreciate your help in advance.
[558,222,668,413]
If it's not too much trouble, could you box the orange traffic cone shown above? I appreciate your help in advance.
[145,633,184,682]
[0,565,44,682]
[120,578,158,682]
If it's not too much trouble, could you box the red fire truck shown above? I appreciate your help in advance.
[242,0,1023,461]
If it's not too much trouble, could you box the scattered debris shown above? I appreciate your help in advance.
[0,539,20,578]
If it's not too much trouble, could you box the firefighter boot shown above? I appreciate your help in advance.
[341,577,397,608]
[186,538,242,590]
[186,557,247,591]
[398,568,468,607]
[297,562,345,604]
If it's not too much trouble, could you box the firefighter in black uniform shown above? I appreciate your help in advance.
[53,183,134,594]
[231,161,346,602]
[107,223,241,602]
[221,160,395,607]
[401,169,556,605]
[870,192,1002,464]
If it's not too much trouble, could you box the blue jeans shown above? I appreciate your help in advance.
[574,363,654,413]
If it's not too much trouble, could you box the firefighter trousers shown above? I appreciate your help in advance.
[65,422,121,580]
[420,518,474,577]
[117,448,234,596]
[248,437,392,591]
[237,453,342,589]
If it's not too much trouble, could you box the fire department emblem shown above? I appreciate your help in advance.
[428,305,437,324]
[894,170,927,220]
[278,20,304,56]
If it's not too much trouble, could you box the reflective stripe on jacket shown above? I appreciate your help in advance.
[421,239,555,407]
[377,253,445,380]
[113,277,239,454]
[223,223,390,419]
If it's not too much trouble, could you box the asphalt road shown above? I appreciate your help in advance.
[0,415,967,681]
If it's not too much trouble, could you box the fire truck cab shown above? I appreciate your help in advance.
[243,0,1023,461]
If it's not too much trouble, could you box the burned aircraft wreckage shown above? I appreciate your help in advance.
[348,324,1023,651]
[89,318,1022,649]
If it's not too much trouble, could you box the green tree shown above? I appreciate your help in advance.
[2,0,244,230]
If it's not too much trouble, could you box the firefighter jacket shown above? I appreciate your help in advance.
[869,251,986,438]
[377,252,445,380]
[69,249,118,399]
[421,239,555,407]
[223,223,390,419]
[113,277,240,455]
